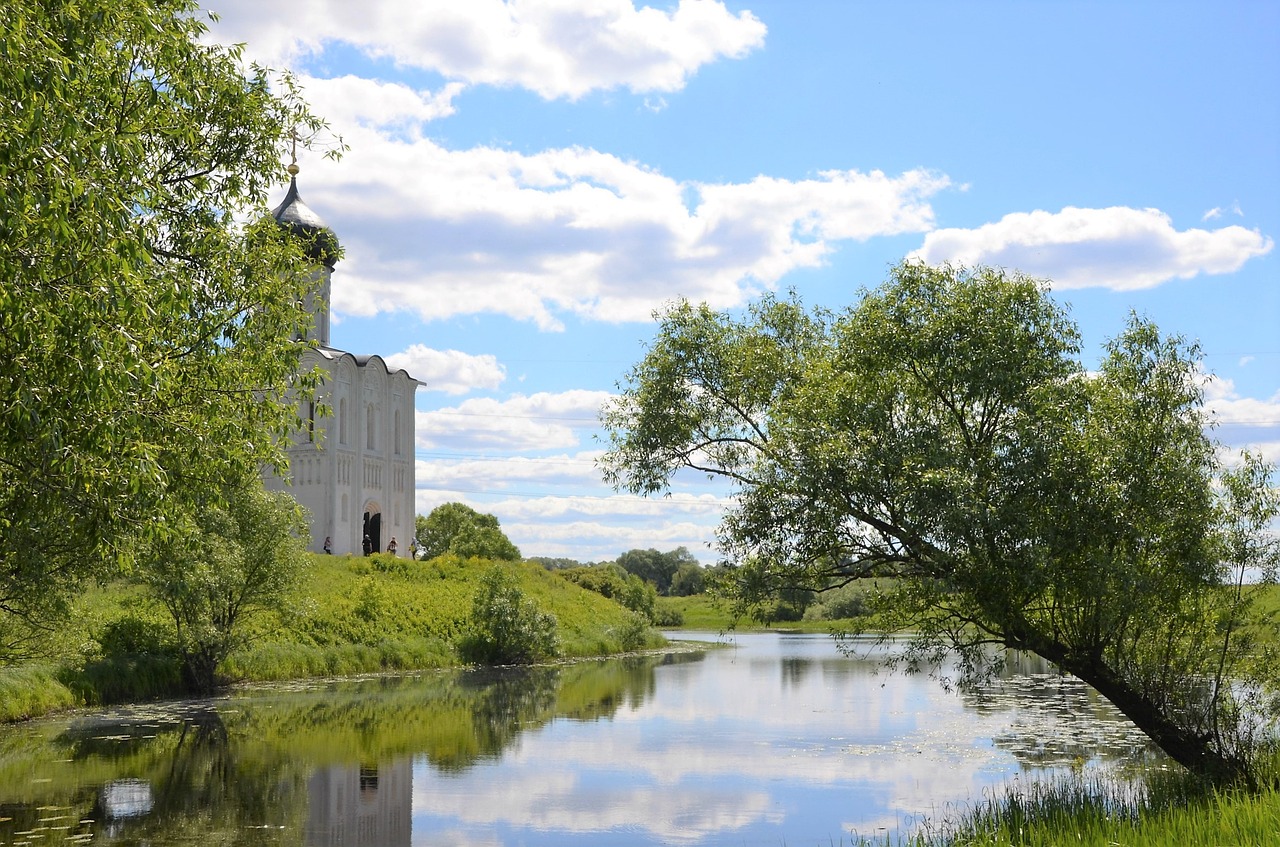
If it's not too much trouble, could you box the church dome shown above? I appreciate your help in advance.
[271,174,340,269]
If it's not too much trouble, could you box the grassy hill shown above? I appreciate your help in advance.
[0,553,658,721]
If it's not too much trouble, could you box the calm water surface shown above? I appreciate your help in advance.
[0,632,1160,845]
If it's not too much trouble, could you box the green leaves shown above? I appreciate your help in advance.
[603,260,1280,782]
[0,0,337,658]
[415,503,522,562]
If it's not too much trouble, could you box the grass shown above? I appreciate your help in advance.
[879,765,1280,847]
[657,592,873,634]
[1,553,659,720]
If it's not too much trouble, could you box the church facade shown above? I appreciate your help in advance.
[263,173,419,556]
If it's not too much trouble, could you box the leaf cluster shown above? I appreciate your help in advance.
[0,0,339,658]
[602,260,1280,783]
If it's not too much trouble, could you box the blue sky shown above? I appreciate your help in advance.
[207,0,1279,563]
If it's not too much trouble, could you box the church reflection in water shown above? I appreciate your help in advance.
[305,760,412,847]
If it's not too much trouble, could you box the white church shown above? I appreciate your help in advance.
[263,165,419,556]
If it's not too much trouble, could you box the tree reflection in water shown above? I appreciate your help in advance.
[0,651,693,845]
[0,639,1159,845]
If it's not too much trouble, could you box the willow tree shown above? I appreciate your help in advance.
[602,261,1279,784]
[0,0,335,656]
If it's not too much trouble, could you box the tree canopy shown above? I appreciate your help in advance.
[137,477,310,693]
[0,0,331,656]
[616,547,700,595]
[416,503,522,562]
[602,261,1280,784]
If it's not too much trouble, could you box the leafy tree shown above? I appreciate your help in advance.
[669,561,706,596]
[560,564,658,621]
[617,546,698,595]
[459,565,559,664]
[416,503,521,561]
[0,0,332,659]
[137,478,311,693]
[602,261,1280,784]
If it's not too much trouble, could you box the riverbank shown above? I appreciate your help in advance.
[890,765,1280,846]
[0,553,659,722]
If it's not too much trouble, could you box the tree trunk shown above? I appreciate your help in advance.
[1025,640,1251,786]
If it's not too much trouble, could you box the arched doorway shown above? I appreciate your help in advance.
[362,501,382,554]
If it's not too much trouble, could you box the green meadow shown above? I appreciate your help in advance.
[0,552,658,722]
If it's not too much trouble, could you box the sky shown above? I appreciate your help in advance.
[204,0,1280,564]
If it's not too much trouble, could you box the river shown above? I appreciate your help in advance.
[0,632,1160,845]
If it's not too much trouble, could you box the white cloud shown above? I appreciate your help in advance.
[1202,201,1244,222]
[415,390,612,451]
[299,75,465,135]
[912,206,1273,290]
[384,344,505,395]
[411,489,724,562]
[1203,375,1280,428]
[417,452,604,492]
[303,139,949,329]
[206,0,766,100]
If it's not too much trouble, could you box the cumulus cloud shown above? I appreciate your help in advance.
[383,344,505,395]
[298,75,465,136]
[410,489,724,561]
[303,140,949,329]
[206,0,766,100]
[912,206,1272,290]
[1203,375,1280,428]
[415,390,612,451]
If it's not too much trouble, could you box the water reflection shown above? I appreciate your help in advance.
[0,634,1159,846]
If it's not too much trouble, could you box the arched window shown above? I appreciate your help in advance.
[394,409,401,455]
[339,397,347,444]
[366,404,376,451]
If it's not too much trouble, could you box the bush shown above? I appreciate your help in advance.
[611,612,651,651]
[802,584,870,621]
[652,602,685,627]
[96,615,174,657]
[458,566,560,665]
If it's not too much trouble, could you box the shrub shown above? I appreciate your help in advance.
[611,612,651,651]
[652,603,685,627]
[96,615,175,657]
[802,584,870,621]
[458,566,560,664]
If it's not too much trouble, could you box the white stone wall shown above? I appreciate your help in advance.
[263,348,417,556]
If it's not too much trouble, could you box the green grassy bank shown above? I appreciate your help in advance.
[0,553,657,722]
[882,764,1280,846]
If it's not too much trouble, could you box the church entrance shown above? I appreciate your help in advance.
[362,502,382,554]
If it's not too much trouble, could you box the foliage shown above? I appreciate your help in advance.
[670,561,707,596]
[803,582,873,622]
[458,566,560,665]
[528,556,599,570]
[136,479,311,693]
[0,665,78,722]
[617,546,700,595]
[895,767,1280,846]
[602,260,1280,784]
[0,550,654,720]
[559,564,658,621]
[416,503,522,561]
[0,0,335,660]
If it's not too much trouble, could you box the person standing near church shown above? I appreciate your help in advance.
[387,537,398,557]
[323,536,332,555]
[362,534,372,556]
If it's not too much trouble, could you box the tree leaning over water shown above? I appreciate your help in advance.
[601,261,1280,784]
[0,0,334,658]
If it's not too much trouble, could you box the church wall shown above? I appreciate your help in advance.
[262,350,417,557]
[265,180,418,557]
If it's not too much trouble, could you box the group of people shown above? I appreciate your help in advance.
[322,535,409,558]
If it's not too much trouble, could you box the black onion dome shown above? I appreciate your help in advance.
[271,176,340,268]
